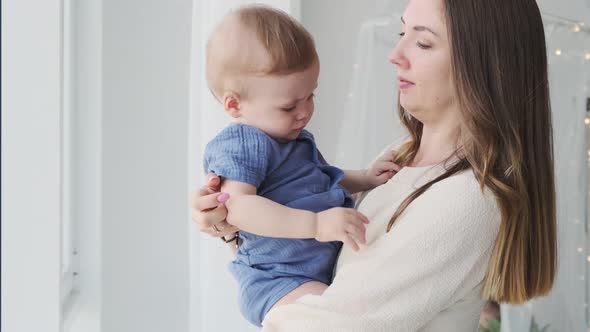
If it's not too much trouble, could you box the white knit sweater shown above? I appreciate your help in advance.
[262,162,501,332]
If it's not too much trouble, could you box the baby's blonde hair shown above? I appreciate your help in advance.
[206,4,318,99]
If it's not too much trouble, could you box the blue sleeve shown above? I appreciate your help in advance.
[203,125,271,188]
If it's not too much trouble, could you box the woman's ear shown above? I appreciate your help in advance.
[223,92,242,118]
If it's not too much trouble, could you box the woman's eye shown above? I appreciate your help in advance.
[307,93,315,101]
[398,32,405,38]
[417,42,431,49]
[282,106,296,112]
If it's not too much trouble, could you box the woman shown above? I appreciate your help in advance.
[191,0,557,330]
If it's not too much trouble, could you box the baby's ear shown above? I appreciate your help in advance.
[223,92,242,118]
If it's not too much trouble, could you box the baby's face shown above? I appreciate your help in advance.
[238,61,319,143]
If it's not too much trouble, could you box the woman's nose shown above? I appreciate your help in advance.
[388,43,409,69]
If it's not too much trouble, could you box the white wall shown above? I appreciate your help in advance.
[537,0,590,22]
[1,0,63,331]
[100,0,192,331]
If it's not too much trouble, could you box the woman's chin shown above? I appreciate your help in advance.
[399,101,416,115]
[400,106,423,123]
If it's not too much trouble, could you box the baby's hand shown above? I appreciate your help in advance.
[364,155,401,189]
[314,207,369,252]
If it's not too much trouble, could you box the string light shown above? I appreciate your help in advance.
[543,21,590,61]
[578,247,584,253]
[585,118,590,125]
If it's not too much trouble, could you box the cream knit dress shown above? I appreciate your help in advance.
[262,161,501,332]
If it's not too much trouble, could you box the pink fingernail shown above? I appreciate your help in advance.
[217,193,230,203]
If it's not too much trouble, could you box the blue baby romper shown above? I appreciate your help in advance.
[203,123,354,326]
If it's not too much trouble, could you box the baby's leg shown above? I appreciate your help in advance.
[270,281,328,310]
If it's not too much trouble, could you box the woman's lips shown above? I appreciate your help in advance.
[398,77,415,89]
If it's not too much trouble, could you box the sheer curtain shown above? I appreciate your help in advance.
[333,9,406,169]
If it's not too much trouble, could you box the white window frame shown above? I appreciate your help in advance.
[60,0,80,311]
[2,0,65,331]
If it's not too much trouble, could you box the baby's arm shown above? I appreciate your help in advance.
[222,179,317,238]
[222,179,369,250]
[340,154,401,194]
[339,170,375,194]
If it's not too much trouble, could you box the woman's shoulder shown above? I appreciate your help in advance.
[433,168,496,205]
[425,168,500,229]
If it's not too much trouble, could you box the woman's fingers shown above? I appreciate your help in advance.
[221,223,239,235]
[192,203,228,230]
[190,190,230,212]
[199,221,237,238]
[213,221,239,237]
[206,173,221,191]
[189,174,224,210]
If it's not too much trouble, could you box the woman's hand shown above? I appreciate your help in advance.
[190,173,238,238]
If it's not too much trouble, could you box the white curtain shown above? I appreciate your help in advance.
[333,10,406,169]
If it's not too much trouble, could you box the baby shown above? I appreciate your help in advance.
[203,4,399,327]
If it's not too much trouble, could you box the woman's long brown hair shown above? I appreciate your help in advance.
[387,0,556,304]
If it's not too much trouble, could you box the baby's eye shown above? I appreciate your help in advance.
[307,93,315,101]
[281,106,296,112]
[398,32,405,38]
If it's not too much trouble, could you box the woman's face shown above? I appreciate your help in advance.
[388,0,459,126]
